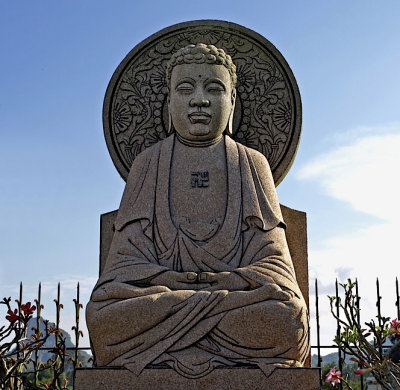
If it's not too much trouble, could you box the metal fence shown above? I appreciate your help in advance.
[2,277,400,389]
[1,282,87,389]
[314,277,400,389]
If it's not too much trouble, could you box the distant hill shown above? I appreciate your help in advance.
[312,352,354,367]
[26,316,92,381]
[312,342,396,367]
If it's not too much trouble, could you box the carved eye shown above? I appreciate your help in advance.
[206,82,225,93]
[176,82,194,93]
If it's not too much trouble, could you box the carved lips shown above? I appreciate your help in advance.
[188,111,211,125]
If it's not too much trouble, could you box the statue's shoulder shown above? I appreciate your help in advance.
[131,135,172,166]
[232,138,272,170]
[125,136,171,184]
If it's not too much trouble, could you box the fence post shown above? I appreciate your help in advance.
[72,282,82,371]
[355,279,364,389]
[315,279,322,386]
[376,278,384,360]
[34,282,42,387]
[335,279,343,390]
[395,277,399,320]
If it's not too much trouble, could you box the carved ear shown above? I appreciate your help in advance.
[167,111,174,134]
[226,89,236,136]
[231,88,236,106]
[167,98,174,134]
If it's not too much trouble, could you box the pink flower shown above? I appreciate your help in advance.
[354,368,372,375]
[325,366,342,386]
[389,318,400,338]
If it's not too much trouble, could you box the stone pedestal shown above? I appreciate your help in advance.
[74,367,321,390]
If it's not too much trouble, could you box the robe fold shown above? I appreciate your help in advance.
[86,135,309,378]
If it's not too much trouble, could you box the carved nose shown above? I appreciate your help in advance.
[189,98,210,107]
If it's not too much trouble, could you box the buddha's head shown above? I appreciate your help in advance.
[166,44,237,142]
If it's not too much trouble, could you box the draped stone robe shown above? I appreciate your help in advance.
[86,135,309,378]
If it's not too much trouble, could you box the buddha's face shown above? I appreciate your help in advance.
[169,63,235,142]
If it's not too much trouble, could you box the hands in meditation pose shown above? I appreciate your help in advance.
[87,43,309,378]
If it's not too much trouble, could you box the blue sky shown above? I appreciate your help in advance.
[1,1,400,345]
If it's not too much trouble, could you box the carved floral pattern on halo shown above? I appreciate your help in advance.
[259,130,274,157]
[150,65,168,94]
[236,64,256,94]
[176,30,223,46]
[236,125,259,151]
[113,101,132,134]
[218,33,251,57]
[107,27,298,177]
[272,101,291,134]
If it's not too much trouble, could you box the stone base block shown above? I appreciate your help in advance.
[74,367,321,390]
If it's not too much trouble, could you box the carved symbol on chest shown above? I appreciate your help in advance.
[191,171,209,188]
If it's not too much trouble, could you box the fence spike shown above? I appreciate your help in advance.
[334,279,343,390]
[396,277,400,319]
[315,279,322,387]
[354,279,364,388]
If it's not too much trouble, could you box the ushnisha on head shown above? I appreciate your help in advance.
[166,43,237,89]
[166,43,237,142]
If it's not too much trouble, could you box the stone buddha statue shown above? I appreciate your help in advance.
[86,43,309,379]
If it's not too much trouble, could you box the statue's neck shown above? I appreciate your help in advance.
[176,132,223,148]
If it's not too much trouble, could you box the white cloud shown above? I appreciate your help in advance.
[299,124,400,345]
[299,126,400,220]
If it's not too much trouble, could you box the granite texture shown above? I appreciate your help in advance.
[100,205,309,307]
[75,367,321,390]
[280,205,309,308]
[87,133,310,375]
[86,40,310,385]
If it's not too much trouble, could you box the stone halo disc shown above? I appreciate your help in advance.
[103,20,302,186]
